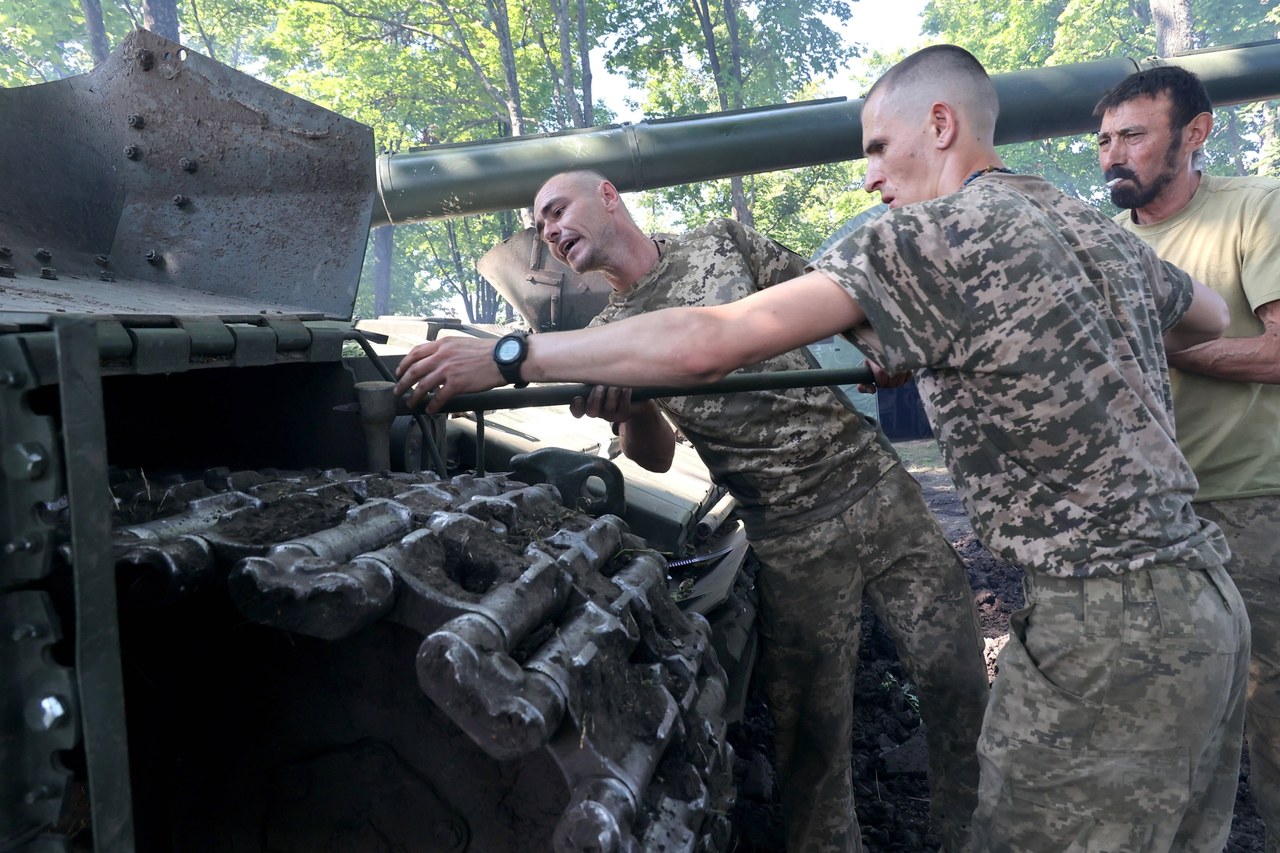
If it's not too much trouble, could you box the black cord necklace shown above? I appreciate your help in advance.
[963,166,1014,187]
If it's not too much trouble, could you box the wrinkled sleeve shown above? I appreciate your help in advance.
[730,220,808,287]
[812,212,966,373]
[1242,185,1280,312]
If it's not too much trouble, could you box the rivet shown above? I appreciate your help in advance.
[34,248,51,262]
[179,157,197,173]
[23,786,56,805]
[127,113,145,128]
[11,623,42,642]
[94,254,109,266]
[145,250,163,265]
[136,49,155,71]
[3,538,39,555]
[124,145,140,160]
[39,267,57,280]
[172,194,188,207]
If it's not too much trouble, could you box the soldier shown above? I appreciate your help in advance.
[396,45,1248,851]
[528,168,990,853]
[1096,65,1280,849]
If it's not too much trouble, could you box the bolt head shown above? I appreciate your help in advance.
[34,248,51,262]
[136,49,155,70]
[4,442,48,479]
[26,695,67,731]
[179,157,197,173]
[172,194,188,207]
[124,145,140,160]
[127,113,145,128]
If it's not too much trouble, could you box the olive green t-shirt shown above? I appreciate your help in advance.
[1115,173,1280,502]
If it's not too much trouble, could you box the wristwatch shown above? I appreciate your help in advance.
[493,331,530,388]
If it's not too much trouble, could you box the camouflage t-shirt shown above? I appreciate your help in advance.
[590,218,895,539]
[815,173,1225,578]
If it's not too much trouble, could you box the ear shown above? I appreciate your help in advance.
[599,179,622,210]
[930,102,959,150]
[1184,111,1213,150]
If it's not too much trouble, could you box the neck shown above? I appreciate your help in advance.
[602,227,663,292]
[1133,168,1202,225]
[943,150,1007,195]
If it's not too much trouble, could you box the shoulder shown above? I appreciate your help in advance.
[1201,173,1280,206]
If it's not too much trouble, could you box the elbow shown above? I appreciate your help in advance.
[667,311,743,384]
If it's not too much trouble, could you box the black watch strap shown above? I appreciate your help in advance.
[493,331,530,388]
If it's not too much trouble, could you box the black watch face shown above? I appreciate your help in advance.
[496,337,523,363]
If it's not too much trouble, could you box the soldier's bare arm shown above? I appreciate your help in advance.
[395,271,868,413]
[570,387,676,472]
[1163,277,1230,356]
[1167,299,1280,383]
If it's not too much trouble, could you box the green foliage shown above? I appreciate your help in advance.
[4,0,1278,322]
[918,0,1280,194]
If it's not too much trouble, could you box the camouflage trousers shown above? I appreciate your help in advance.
[1196,496,1280,853]
[751,463,989,853]
[973,560,1249,852]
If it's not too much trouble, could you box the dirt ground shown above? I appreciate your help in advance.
[727,437,1267,852]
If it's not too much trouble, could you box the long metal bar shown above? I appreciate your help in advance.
[55,317,136,852]
[374,40,1280,225]
[424,366,877,414]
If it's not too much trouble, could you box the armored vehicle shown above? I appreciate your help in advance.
[3,29,1279,852]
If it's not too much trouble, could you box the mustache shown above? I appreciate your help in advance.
[1104,166,1137,183]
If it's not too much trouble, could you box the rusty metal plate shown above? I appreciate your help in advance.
[0,29,375,320]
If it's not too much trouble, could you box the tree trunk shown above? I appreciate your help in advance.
[143,0,181,42]
[80,0,111,64]
[1148,0,1194,55]
[576,0,592,126]
[373,225,394,317]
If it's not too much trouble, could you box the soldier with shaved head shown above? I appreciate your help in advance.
[530,167,990,853]
[397,45,1246,850]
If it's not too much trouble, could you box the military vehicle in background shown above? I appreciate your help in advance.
[2,29,1279,852]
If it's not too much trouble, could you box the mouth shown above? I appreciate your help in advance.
[560,237,579,260]
[1105,177,1125,189]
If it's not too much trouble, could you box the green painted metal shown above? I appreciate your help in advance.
[374,39,1280,225]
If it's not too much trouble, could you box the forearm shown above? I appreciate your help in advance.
[617,401,676,472]
[1163,277,1229,355]
[1167,332,1280,384]
[523,307,749,386]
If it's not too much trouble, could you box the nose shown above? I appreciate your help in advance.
[542,220,561,246]
[864,164,884,196]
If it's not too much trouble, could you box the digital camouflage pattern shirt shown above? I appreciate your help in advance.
[590,218,896,539]
[815,173,1226,578]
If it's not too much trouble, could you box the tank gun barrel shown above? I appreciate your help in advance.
[374,39,1280,225]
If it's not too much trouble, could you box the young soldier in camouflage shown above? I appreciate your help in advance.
[396,45,1246,851]
[1096,66,1280,851]
[531,169,990,853]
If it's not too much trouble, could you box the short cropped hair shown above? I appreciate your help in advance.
[868,45,999,128]
[1093,65,1212,130]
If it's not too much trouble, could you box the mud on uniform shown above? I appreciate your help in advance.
[816,173,1251,852]
[1116,173,1280,853]
[590,219,990,853]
